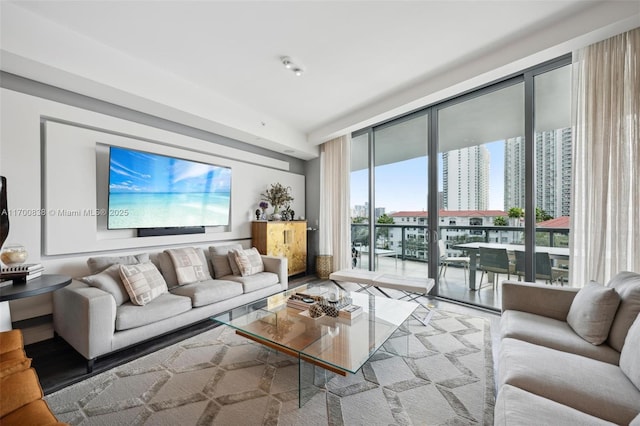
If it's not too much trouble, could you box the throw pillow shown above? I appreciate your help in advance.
[119,262,168,306]
[87,253,149,274]
[209,244,243,278]
[81,264,130,305]
[567,281,621,345]
[227,252,241,276]
[619,314,640,390]
[165,247,212,285]
[606,271,640,351]
[231,248,265,276]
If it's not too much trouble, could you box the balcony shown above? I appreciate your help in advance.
[351,223,570,311]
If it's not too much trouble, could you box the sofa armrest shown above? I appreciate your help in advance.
[261,255,288,290]
[53,280,116,360]
[502,281,579,321]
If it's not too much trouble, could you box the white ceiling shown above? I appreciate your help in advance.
[2,1,639,160]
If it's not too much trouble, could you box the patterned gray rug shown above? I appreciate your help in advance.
[46,308,494,425]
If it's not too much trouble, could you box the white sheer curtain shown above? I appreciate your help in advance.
[570,28,640,285]
[319,135,351,272]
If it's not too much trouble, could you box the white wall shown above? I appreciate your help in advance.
[0,88,305,337]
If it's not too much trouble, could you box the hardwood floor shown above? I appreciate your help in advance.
[26,275,501,395]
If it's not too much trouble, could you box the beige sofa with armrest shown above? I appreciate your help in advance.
[494,271,640,425]
[53,244,287,372]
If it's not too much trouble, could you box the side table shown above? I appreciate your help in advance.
[0,274,72,331]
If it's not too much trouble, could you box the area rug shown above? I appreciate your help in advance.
[46,308,495,425]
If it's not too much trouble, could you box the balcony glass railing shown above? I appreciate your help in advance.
[351,223,570,264]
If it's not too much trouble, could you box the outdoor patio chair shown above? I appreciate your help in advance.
[478,247,514,290]
[438,240,470,284]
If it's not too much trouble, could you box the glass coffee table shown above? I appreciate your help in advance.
[212,282,418,407]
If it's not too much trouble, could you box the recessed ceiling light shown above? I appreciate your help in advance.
[281,56,292,69]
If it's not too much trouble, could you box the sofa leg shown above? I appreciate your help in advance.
[87,359,95,374]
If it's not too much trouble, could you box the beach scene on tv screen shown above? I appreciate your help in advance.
[108,147,231,229]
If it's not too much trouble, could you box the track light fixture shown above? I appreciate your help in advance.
[281,56,304,76]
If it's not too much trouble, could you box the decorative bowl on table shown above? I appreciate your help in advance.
[0,243,28,266]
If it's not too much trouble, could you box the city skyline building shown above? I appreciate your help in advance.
[504,128,572,217]
[442,145,489,211]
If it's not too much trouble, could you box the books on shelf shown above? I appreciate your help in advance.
[338,304,363,319]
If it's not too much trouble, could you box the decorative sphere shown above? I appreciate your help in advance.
[1,243,28,266]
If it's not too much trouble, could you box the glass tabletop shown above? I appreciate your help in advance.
[212,281,417,374]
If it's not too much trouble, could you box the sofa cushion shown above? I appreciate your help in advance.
[1,399,62,426]
[0,330,26,361]
[620,314,640,389]
[607,271,640,352]
[231,248,264,276]
[119,262,168,306]
[499,338,640,425]
[87,253,149,274]
[566,281,620,345]
[494,384,617,426]
[227,253,241,275]
[150,251,179,288]
[0,368,43,418]
[166,247,212,285]
[81,264,130,306]
[224,272,279,293]
[501,310,620,364]
[209,244,243,278]
[115,293,192,331]
[0,357,31,380]
[170,279,243,307]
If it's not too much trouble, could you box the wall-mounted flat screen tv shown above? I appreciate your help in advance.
[107,146,231,230]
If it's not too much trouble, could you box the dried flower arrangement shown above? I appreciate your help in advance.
[260,183,293,215]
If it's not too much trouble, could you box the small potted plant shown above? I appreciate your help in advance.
[260,183,293,221]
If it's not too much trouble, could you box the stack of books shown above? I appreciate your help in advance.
[0,263,44,282]
[286,294,317,310]
[338,304,363,319]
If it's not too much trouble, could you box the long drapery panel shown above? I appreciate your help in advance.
[570,27,640,285]
[319,135,352,272]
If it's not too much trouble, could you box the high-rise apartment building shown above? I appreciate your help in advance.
[504,128,572,217]
[442,146,489,210]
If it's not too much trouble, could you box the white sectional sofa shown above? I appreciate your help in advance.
[494,271,640,425]
[53,244,287,372]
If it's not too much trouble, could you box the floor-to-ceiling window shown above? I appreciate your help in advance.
[373,114,428,275]
[437,80,525,309]
[350,132,370,268]
[350,55,571,311]
[533,64,572,285]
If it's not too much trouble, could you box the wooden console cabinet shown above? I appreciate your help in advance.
[252,221,307,276]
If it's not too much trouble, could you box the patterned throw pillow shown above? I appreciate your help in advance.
[165,247,212,285]
[231,248,264,277]
[119,262,168,306]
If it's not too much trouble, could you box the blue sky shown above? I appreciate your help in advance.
[351,141,506,213]
[109,147,231,194]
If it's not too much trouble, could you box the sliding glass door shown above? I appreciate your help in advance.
[373,114,428,276]
[436,80,525,308]
[349,56,572,310]
[533,64,572,285]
